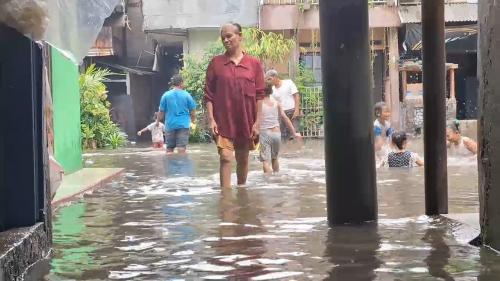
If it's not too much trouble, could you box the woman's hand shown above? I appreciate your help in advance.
[210,119,219,136]
[251,123,260,140]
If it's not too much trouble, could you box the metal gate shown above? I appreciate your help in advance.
[300,86,324,138]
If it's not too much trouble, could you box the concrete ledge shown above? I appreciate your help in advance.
[52,168,124,208]
[441,213,480,245]
[0,223,50,281]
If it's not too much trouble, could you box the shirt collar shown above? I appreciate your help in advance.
[223,52,250,69]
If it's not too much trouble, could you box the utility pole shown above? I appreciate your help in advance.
[422,0,448,215]
[320,0,377,225]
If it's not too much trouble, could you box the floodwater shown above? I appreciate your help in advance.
[32,140,500,280]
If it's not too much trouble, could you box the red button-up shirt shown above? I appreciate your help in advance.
[204,53,265,142]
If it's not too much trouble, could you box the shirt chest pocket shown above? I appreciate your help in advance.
[236,74,256,98]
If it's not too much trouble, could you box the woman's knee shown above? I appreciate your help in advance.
[235,149,249,163]
[219,149,233,164]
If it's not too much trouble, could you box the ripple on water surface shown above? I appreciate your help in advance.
[41,142,500,280]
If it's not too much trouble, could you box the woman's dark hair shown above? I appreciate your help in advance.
[264,83,273,96]
[374,102,386,118]
[392,131,408,150]
[447,120,461,134]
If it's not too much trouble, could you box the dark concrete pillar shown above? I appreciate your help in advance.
[422,0,448,215]
[0,25,45,229]
[320,0,377,225]
[478,0,500,250]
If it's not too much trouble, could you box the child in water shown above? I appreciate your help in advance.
[384,131,424,168]
[446,120,477,157]
[374,102,394,167]
[137,112,165,149]
[259,84,301,174]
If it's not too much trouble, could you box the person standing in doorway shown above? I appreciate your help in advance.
[265,70,301,140]
[205,22,265,188]
[157,74,197,154]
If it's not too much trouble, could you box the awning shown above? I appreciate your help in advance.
[95,61,156,76]
[399,3,478,24]
[403,24,477,54]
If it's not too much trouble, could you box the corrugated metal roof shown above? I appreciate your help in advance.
[399,3,477,24]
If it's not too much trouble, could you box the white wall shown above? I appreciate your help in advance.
[185,29,220,56]
[143,0,259,31]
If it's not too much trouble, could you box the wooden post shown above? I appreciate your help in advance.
[401,70,408,103]
[422,0,448,215]
[449,68,456,100]
[388,27,401,129]
[320,0,377,225]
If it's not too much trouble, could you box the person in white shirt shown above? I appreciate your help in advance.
[265,70,301,140]
[137,112,165,149]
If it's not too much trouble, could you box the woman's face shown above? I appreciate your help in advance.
[446,128,460,143]
[221,25,242,52]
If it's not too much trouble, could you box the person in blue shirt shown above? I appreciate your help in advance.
[157,74,197,154]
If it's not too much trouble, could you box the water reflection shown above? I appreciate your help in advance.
[423,226,453,280]
[163,154,195,177]
[27,141,500,280]
[324,223,381,281]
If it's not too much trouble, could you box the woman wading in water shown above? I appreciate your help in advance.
[204,22,265,188]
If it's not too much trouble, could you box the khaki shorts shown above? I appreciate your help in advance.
[215,135,258,152]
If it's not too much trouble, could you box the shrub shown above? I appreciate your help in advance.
[80,64,127,149]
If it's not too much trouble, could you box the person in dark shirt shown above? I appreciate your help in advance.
[204,22,265,188]
[384,131,424,168]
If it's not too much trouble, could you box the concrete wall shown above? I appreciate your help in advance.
[260,5,400,30]
[143,0,259,31]
[51,48,82,174]
[124,0,155,68]
[186,29,220,56]
[478,0,500,251]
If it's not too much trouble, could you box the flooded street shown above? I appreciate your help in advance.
[38,140,500,280]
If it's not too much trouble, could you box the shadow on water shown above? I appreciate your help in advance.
[24,140,500,280]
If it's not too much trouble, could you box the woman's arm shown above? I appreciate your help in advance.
[464,138,478,154]
[279,104,299,136]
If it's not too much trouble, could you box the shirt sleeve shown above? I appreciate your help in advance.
[204,59,216,103]
[159,95,166,112]
[254,60,265,100]
[290,80,299,95]
[410,152,420,167]
[374,126,382,137]
[146,123,154,131]
[188,94,197,110]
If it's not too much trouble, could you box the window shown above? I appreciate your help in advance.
[301,53,322,85]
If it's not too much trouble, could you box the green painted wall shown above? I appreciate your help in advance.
[51,48,82,174]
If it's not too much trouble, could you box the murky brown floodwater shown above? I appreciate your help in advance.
[30,140,500,280]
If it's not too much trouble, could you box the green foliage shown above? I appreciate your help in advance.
[300,86,323,136]
[80,64,127,149]
[295,62,316,92]
[108,132,127,149]
[189,122,212,143]
[181,27,296,142]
